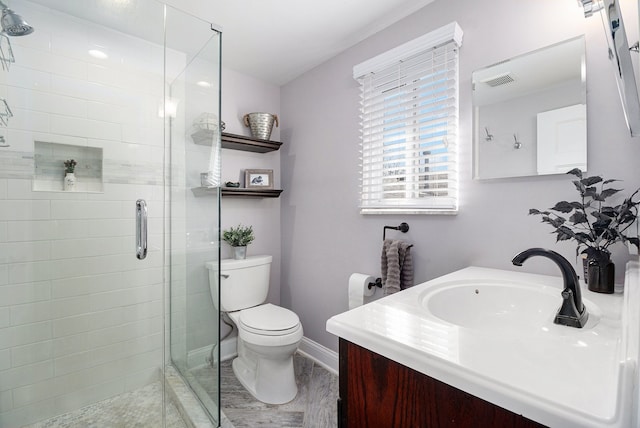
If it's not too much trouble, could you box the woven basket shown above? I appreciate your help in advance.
[243,112,279,140]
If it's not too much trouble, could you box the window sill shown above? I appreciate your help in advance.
[360,208,458,216]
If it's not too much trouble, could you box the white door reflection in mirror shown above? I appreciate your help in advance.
[536,104,587,175]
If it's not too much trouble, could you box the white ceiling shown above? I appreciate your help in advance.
[211,0,436,86]
[25,0,436,86]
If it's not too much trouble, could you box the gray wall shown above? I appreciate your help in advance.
[280,0,640,352]
[220,68,282,306]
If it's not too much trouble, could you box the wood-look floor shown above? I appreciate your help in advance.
[191,353,339,428]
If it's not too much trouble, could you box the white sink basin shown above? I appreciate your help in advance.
[327,265,637,428]
[420,279,600,332]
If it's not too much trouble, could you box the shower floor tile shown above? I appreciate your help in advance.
[190,353,339,428]
[23,382,186,428]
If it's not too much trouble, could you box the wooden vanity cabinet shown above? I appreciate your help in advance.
[338,339,547,428]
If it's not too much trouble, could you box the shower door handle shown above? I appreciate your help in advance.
[136,199,148,260]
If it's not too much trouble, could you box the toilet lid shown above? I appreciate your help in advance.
[239,303,300,335]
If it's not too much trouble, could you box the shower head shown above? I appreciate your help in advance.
[0,1,33,37]
[1,8,33,36]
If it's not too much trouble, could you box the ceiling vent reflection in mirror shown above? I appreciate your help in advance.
[480,73,515,87]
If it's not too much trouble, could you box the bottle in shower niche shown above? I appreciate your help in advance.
[63,159,77,191]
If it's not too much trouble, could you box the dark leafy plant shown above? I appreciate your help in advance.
[222,224,255,247]
[529,168,640,258]
[64,159,76,174]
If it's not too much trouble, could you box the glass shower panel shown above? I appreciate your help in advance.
[165,5,221,425]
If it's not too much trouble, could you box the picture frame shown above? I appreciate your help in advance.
[244,169,274,189]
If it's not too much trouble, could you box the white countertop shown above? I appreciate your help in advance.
[327,263,640,428]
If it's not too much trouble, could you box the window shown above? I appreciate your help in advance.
[354,22,463,215]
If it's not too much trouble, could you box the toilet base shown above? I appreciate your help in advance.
[231,341,299,405]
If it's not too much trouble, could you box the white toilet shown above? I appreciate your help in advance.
[206,255,303,404]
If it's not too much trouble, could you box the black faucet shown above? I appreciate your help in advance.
[512,248,588,328]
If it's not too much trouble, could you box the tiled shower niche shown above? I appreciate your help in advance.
[33,141,104,192]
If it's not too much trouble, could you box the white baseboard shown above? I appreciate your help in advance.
[187,345,211,369]
[298,337,338,375]
[220,335,238,361]
[187,335,238,368]
[187,335,338,375]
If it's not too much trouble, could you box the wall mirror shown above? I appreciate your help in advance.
[472,36,587,180]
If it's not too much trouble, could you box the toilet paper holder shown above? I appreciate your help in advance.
[368,277,382,290]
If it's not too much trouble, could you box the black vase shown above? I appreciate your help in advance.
[586,251,615,294]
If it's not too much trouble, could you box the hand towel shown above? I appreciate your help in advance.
[398,241,414,290]
[381,239,414,295]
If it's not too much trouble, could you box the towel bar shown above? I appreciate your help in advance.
[383,222,409,240]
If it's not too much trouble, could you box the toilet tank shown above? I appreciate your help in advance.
[206,255,272,312]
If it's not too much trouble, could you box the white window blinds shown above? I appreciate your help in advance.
[354,22,463,215]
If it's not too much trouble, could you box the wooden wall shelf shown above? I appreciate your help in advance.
[192,187,283,198]
[191,130,282,153]
[190,130,283,198]
[222,132,282,153]
[222,187,283,198]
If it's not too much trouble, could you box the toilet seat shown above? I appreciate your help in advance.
[227,303,303,348]
[239,303,300,336]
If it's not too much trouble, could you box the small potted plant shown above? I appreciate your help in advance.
[63,159,77,191]
[529,168,639,293]
[64,159,76,174]
[222,224,255,260]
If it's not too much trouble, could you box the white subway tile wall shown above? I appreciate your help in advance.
[0,1,182,426]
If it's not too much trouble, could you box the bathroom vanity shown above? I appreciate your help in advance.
[338,339,544,427]
[327,262,640,428]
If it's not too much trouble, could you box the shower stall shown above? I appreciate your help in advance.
[0,0,221,426]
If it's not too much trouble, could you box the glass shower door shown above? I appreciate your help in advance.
[0,0,221,426]
[166,5,222,423]
[0,0,168,426]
